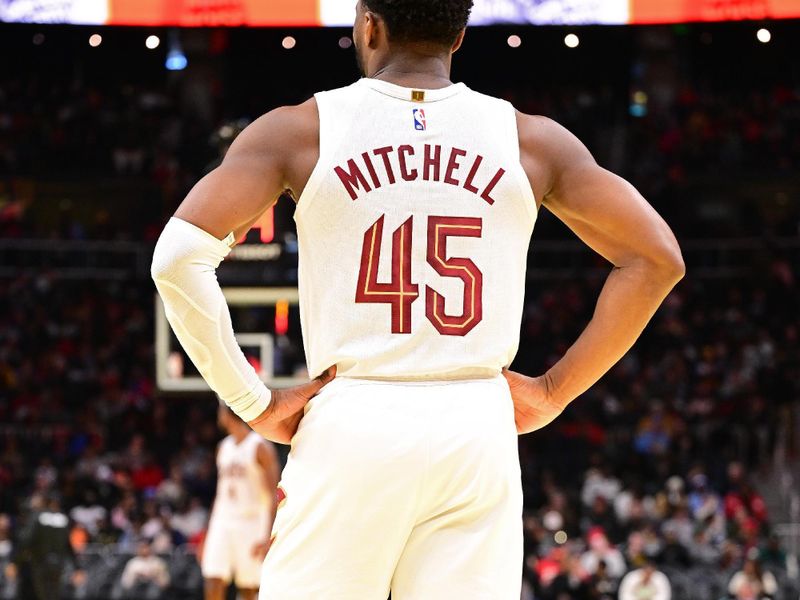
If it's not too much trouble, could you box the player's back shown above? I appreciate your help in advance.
[212,432,269,520]
[296,78,537,381]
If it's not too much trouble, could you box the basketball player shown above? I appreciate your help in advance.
[201,404,279,600]
[151,1,685,597]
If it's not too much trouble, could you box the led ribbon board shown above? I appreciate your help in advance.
[2,0,798,27]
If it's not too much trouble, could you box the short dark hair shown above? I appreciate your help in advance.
[363,0,473,46]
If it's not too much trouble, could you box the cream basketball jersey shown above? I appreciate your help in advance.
[211,432,270,520]
[295,78,537,380]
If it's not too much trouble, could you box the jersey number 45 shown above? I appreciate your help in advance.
[356,215,483,337]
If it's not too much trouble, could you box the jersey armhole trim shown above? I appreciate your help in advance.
[294,85,368,222]
[293,93,328,221]
[507,102,538,225]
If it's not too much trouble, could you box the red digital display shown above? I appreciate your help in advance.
[631,0,800,23]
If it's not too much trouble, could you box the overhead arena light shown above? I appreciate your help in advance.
[564,33,580,48]
[165,32,187,70]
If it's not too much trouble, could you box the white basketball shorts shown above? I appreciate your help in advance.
[260,375,523,599]
[202,512,270,589]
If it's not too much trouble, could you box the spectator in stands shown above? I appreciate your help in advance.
[688,529,721,567]
[619,561,671,600]
[117,513,147,554]
[581,462,622,508]
[758,535,787,572]
[141,500,165,540]
[93,515,122,546]
[687,471,722,523]
[69,489,107,537]
[151,513,186,554]
[118,539,170,599]
[170,497,208,543]
[587,559,618,599]
[532,546,591,600]
[582,495,622,544]
[155,463,187,508]
[633,403,677,456]
[658,530,691,570]
[662,505,694,548]
[615,485,655,535]
[580,527,626,579]
[728,557,778,600]
[0,515,11,559]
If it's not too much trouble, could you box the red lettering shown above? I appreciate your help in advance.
[335,159,372,201]
[398,145,418,181]
[425,216,484,336]
[463,155,483,194]
[355,216,419,334]
[480,168,506,205]
[444,148,467,187]
[373,146,396,185]
[423,144,441,181]
[361,152,382,189]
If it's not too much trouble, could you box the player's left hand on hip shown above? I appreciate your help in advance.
[502,369,564,435]
[248,366,336,444]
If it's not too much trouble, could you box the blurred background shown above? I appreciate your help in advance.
[0,1,799,599]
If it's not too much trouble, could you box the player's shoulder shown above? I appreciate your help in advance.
[246,430,265,443]
[514,111,595,173]
[245,430,269,450]
[235,97,319,153]
[251,432,278,459]
[514,112,575,151]
[512,112,596,205]
[216,435,232,456]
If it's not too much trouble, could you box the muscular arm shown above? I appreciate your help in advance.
[175,99,319,239]
[151,100,332,443]
[509,114,685,432]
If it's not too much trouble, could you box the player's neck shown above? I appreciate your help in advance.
[369,50,453,90]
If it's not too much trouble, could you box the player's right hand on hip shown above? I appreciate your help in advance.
[248,366,336,444]
[502,369,564,435]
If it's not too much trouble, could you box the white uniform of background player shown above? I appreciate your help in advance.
[202,406,278,600]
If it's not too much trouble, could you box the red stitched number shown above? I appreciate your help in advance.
[355,215,483,336]
[355,216,419,334]
[425,216,483,335]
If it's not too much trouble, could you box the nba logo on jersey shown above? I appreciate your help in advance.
[412,108,426,131]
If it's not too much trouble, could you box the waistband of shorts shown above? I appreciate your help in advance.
[325,373,507,390]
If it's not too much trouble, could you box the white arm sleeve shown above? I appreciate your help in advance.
[151,217,270,422]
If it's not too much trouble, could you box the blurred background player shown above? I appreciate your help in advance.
[11,494,83,600]
[201,404,279,600]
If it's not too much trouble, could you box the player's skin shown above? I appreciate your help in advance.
[204,408,281,600]
[173,0,684,442]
